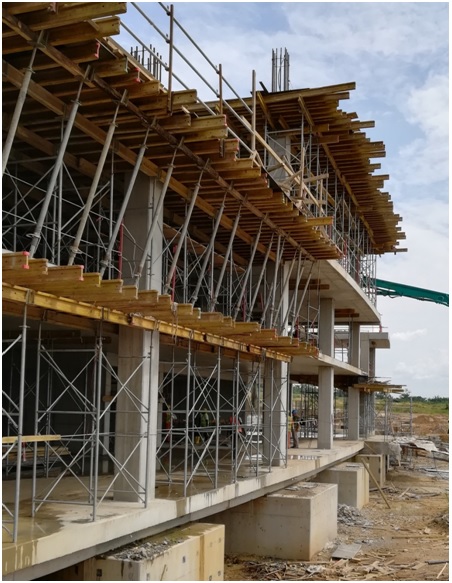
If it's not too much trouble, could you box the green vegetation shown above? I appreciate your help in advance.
[375,394,449,415]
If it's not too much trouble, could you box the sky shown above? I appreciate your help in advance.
[121,1,449,398]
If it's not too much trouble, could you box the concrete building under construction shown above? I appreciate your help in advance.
[2,3,407,580]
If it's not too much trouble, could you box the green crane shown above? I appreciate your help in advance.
[374,279,449,307]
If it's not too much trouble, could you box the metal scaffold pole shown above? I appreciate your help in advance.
[29,77,86,258]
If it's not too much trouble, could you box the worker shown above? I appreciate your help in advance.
[291,408,300,448]
[195,409,210,444]
[229,414,243,457]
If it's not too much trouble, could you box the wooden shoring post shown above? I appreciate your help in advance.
[98,125,151,278]
[251,69,256,154]
[260,234,284,327]
[29,76,86,258]
[190,195,226,305]
[167,3,174,113]
[361,457,391,509]
[68,93,126,266]
[281,250,305,334]
[209,198,242,312]
[132,138,181,285]
[163,164,206,294]
[2,32,43,176]
[233,217,264,320]
[247,233,274,321]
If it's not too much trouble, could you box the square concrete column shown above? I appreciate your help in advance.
[114,327,159,502]
[348,387,360,440]
[318,366,334,449]
[262,359,288,466]
[349,322,361,368]
[121,173,164,290]
[318,298,335,449]
[319,298,335,356]
[114,173,163,501]
[360,336,370,375]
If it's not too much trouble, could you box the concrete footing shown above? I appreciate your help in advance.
[316,462,369,509]
[354,454,386,488]
[210,482,338,560]
[62,523,224,581]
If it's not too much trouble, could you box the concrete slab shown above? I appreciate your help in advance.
[2,441,364,580]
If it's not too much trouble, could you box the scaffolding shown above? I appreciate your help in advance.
[2,1,405,553]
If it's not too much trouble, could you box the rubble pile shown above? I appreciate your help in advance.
[106,537,183,561]
[337,504,372,527]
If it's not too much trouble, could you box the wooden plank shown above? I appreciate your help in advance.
[2,434,61,444]
[7,2,127,32]
[2,17,122,54]
[3,3,55,15]
[223,322,261,335]
[200,312,224,322]
[176,304,194,316]
[1,251,30,270]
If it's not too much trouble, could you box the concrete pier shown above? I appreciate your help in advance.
[355,454,386,488]
[316,462,369,509]
[210,482,338,560]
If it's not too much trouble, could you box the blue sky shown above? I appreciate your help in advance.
[122,1,449,398]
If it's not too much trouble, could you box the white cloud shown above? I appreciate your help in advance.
[391,329,427,341]
[394,73,449,186]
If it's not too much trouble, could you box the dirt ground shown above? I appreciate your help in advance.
[224,416,449,582]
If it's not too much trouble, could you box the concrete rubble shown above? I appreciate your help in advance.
[337,504,372,527]
[105,537,183,561]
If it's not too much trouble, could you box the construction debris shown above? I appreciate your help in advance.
[337,504,372,527]
[105,537,184,561]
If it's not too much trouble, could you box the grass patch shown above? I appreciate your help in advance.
[376,399,449,415]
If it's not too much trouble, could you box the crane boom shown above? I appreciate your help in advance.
[374,278,449,307]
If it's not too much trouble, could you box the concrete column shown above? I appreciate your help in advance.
[318,298,334,449]
[369,347,376,378]
[360,336,370,375]
[349,322,361,368]
[318,367,334,449]
[114,173,162,502]
[319,298,334,356]
[348,387,360,440]
[114,327,159,502]
[263,359,288,466]
[121,173,163,290]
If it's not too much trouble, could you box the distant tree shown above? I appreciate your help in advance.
[394,389,410,401]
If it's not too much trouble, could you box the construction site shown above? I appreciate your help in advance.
[2,2,448,581]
